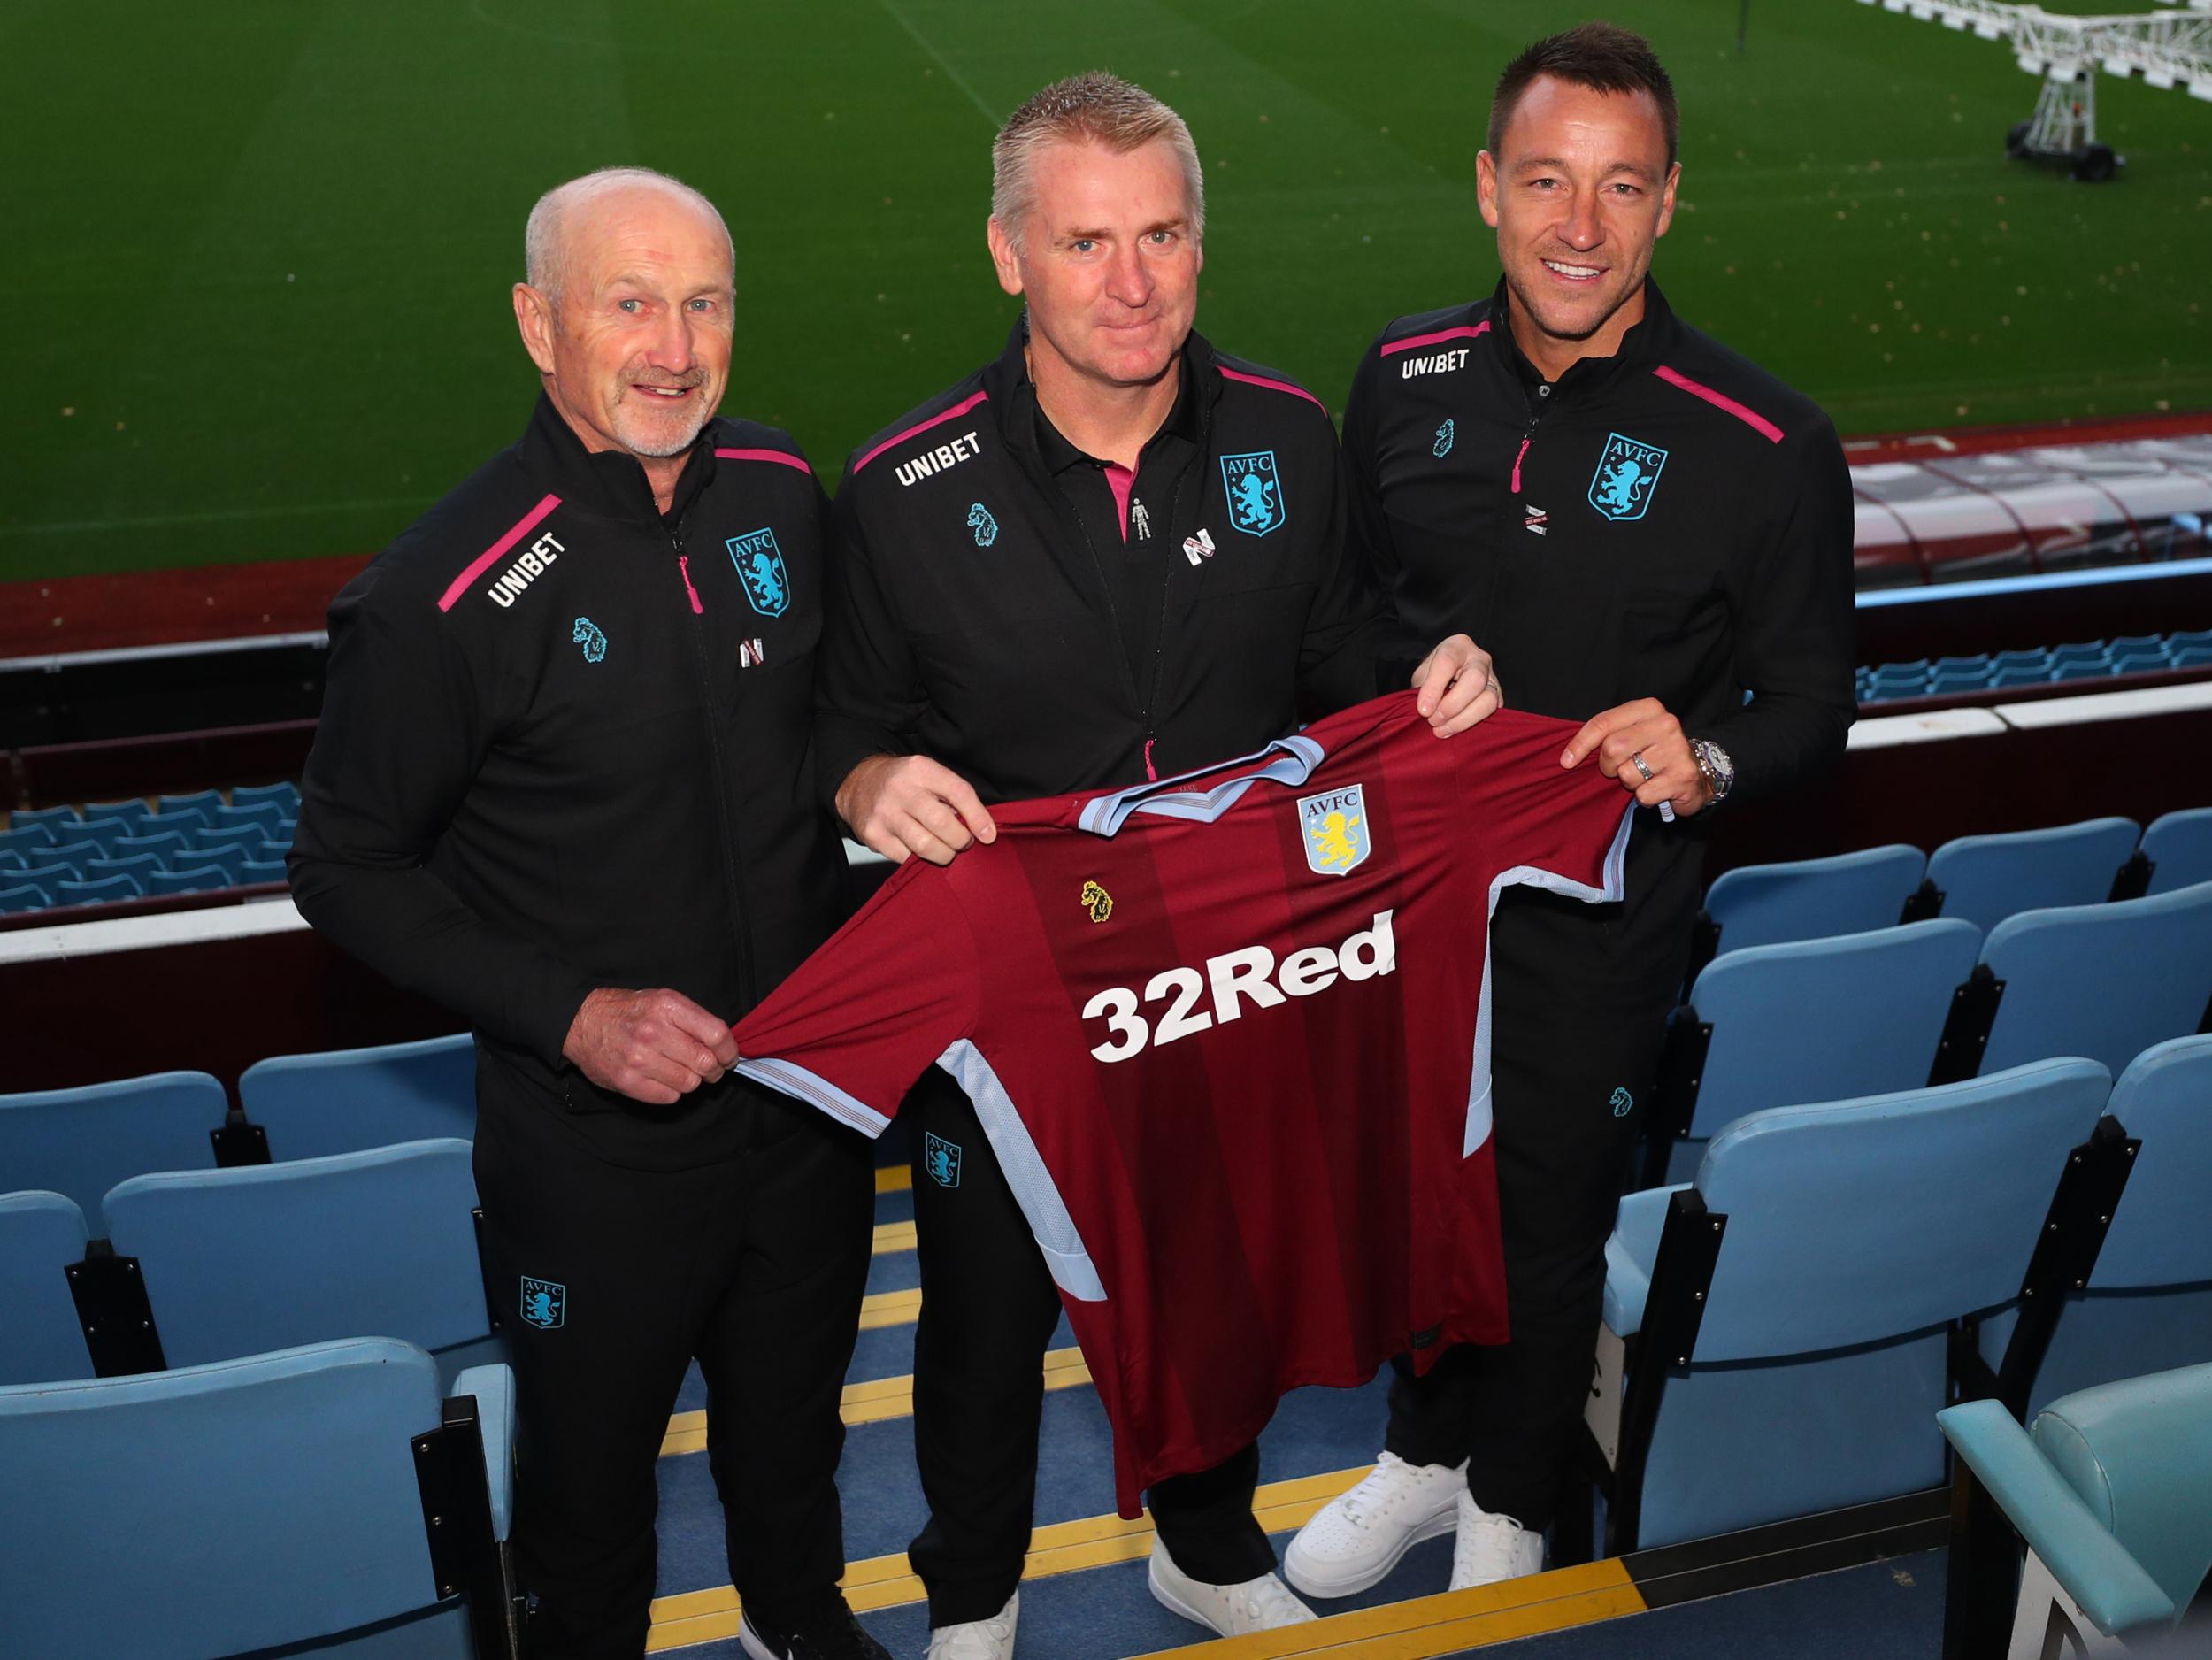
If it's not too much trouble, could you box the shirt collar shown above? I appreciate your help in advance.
[1489,275,1678,396]
[521,391,717,526]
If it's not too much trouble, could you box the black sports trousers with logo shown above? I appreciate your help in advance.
[472,1084,872,1658]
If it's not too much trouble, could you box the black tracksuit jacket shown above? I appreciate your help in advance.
[291,395,849,1170]
[818,323,1392,804]
[1346,279,1856,962]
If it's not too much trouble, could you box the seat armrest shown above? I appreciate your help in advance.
[450,1364,515,1542]
[1937,1400,2174,1637]
[1602,1183,1687,1338]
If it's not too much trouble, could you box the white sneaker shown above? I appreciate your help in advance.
[1448,1492,1545,1590]
[925,1590,1018,1660]
[1282,1451,1469,1598]
[1147,1538,1317,1635]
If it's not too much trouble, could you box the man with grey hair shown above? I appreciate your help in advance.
[819,72,1498,1657]
[292,168,887,1660]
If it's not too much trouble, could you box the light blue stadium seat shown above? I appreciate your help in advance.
[1980,1035,2212,1413]
[9,804,80,834]
[214,800,288,836]
[64,818,134,853]
[1994,648,2052,672]
[184,841,250,880]
[1990,665,2050,689]
[156,789,226,818]
[1649,920,1981,1187]
[239,857,289,884]
[1701,844,1928,957]
[191,820,268,856]
[2108,634,2165,659]
[2053,658,2114,682]
[0,883,51,913]
[147,805,213,838]
[52,875,142,905]
[0,849,25,872]
[1593,1057,2112,1553]
[1979,881,2212,1077]
[2170,628,2212,654]
[2173,645,2212,672]
[83,853,163,888]
[241,1033,477,1162]
[2051,642,2112,667]
[1933,653,1991,675]
[2112,653,2171,677]
[2142,807,2212,896]
[108,828,193,864]
[231,780,302,812]
[22,854,84,886]
[45,837,105,866]
[0,1071,231,1218]
[104,1138,500,1384]
[145,865,233,897]
[1925,817,2142,933]
[0,822,58,854]
[0,1337,514,1660]
[1939,1364,2212,1656]
[81,797,153,827]
[0,1192,92,1385]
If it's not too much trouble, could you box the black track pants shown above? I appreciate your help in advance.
[903,1072,1277,1627]
[1383,885,1683,1533]
[473,1088,873,1658]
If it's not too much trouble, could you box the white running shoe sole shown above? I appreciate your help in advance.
[1282,1503,1459,1599]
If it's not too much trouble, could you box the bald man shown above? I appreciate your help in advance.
[292,169,888,1660]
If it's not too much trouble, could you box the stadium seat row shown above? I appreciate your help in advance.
[1690,807,2212,981]
[1592,1037,2212,1556]
[0,782,300,912]
[1647,877,2212,1187]
[1855,626,2212,703]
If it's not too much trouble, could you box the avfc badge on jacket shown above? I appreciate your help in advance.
[726,527,791,618]
[1221,450,1286,537]
[519,1275,566,1331]
[1587,433,1668,523]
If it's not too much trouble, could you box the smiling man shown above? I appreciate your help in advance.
[1284,24,1855,1600]
[291,169,886,1660]
[818,72,1495,1657]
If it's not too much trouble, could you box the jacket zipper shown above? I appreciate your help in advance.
[1511,381,1550,495]
[672,526,757,1014]
[1137,468,1191,780]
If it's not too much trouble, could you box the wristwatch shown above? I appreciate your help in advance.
[1689,738,1734,809]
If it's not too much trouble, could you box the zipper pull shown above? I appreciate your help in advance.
[1511,433,1532,496]
[677,552,703,615]
[1143,735,1158,782]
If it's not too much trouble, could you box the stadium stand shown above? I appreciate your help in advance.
[1975,881,2212,1078]
[1978,1035,2212,1416]
[1641,919,1983,1187]
[0,1071,232,1218]
[2142,806,2212,895]
[1922,817,2143,933]
[1855,625,2212,704]
[101,1138,500,1385]
[0,1191,93,1386]
[0,1337,516,1659]
[240,1033,476,1161]
[0,783,297,913]
[1589,1057,2115,1554]
[1939,1363,2212,1658]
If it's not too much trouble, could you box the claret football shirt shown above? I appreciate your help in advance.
[732,692,1633,1514]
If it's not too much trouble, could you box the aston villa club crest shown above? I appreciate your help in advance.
[1297,784,1371,877]
[726,527,791,618]
[519,1275,565,1331]
[1220,450,1286,537]
[924,1132,963,1188]
[1586,433,1668,523]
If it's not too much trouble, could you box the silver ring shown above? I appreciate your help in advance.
[1630,751,1655,783]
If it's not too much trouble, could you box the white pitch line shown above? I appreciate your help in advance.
[876,0,1001,127]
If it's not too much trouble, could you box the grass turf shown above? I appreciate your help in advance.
[2,0,2208,579]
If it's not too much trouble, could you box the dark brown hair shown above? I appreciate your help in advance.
[1486,22,1678,168]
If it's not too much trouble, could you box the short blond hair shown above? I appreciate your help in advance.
[991,72,1205,250]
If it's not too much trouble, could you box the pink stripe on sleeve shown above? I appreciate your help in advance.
[436,494,562,612]
[1217,365,1326,411]
[715,447,815,475]
[1380,321,1491,357]
[1653,365,1785,444]
[850,388,991,474]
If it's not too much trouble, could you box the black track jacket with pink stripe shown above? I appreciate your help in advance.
[1347,279,1853,979]
[817,323,1393,805]
[1348,279,1854,810]
[291,395,849,1169]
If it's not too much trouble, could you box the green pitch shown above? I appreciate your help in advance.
[2,0,2208,580]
